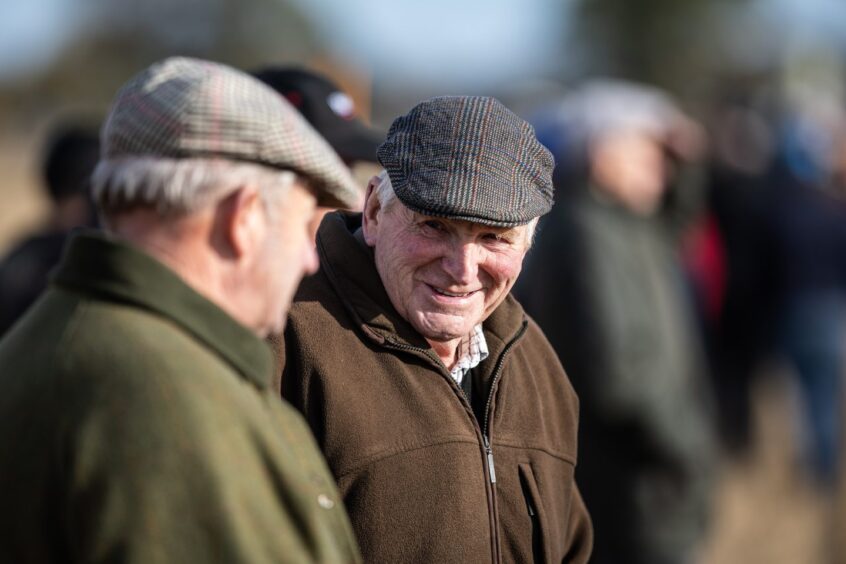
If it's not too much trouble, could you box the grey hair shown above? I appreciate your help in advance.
[91,157,296,218]
[374,168,539,247]
[372,169,397,209]
[525,217,540,247]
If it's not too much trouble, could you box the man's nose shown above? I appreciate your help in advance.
[441,242,480,284]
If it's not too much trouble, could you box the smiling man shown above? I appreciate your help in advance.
[274,96,593,563]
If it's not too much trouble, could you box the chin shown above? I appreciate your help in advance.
[416,320,473,342]
[424,330,464,343]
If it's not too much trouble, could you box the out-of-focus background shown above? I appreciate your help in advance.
[3,1,846,562]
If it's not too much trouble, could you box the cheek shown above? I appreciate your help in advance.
[483,252,524,288]
[382,235,438,276]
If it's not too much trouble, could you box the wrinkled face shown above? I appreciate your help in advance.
[256,181,320,336]
[364,200,531,344]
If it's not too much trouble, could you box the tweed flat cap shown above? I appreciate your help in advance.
[377,96,555,227]
[101,57,359,209]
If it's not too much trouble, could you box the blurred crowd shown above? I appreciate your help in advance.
[3,62,846,563]
[518,77,846,563]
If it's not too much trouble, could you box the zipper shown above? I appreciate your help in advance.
[483,435,497,483]
[479,321,527,564]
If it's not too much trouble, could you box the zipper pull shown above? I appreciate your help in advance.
[526,495,536,517]
[484,436,496,484]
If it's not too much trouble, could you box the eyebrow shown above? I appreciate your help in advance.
[486,226,521,239]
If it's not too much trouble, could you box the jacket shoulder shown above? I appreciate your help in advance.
[514,313,580,413]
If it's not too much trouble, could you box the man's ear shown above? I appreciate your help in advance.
[361,176,381,247]
[215,185,265,259]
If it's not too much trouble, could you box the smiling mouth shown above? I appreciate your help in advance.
[428,284,478,298]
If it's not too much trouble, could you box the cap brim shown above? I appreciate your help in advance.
[329,121,384,164]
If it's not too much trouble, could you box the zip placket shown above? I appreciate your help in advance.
[380,320,528,563]
[477,321,528,563]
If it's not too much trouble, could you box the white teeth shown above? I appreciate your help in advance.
[435,288,471,297]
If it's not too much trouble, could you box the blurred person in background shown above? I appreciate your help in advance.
[696,90,779,459]
[0,57,363,563]
[516,79,717,564]
[764,101,846,490]
[695,85,846,488]
[252,65,383,210]
[275,96,593,563]
[0,124,99,337]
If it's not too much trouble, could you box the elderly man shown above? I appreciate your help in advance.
[275,96,593,563]
[0,57,361,562]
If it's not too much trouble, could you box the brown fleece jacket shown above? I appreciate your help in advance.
[274,212,592,563]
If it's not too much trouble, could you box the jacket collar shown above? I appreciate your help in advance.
[314,212,527,358]
[53,232,274,389]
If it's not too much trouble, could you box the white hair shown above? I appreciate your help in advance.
[372,169,397,210]
[92,157,296,219]
[373,169,539,246]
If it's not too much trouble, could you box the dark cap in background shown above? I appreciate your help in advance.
[100,57,360,209]
[252,67,383,165]
[42,125,100,203]
[377,95,555,227]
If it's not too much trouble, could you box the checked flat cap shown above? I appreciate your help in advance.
[101,57,360,209]
[377,96,555,227]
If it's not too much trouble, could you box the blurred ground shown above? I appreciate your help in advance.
[0,128,837,564]
[699,366,834,564]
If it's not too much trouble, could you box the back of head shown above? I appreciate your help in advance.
[93,57,361,220]
[377,95,555,227]
[90,57,365,336]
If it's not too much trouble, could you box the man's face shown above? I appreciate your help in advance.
[364,199,531,344]
[256,181,320,336]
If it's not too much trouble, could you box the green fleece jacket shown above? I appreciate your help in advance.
[275,212,593,563]
[0,233,360,563]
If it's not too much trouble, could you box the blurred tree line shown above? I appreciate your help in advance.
[569,0,764,110]
[0,0,321,124]
[0,0,805,128]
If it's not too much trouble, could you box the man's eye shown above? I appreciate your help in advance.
[483,232,506,242]
[423,220,445,231]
